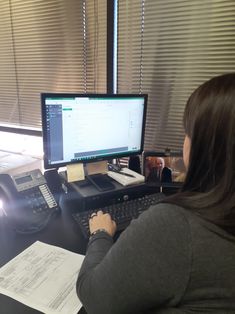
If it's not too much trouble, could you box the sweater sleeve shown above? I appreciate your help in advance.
[77,204,192,314]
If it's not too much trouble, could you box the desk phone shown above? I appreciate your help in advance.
[0,169,60,234]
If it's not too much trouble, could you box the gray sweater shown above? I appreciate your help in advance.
[77,204,235,314]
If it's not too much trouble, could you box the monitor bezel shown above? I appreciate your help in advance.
[41,93,148,169]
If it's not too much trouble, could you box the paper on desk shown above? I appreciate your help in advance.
[0,241,84,314]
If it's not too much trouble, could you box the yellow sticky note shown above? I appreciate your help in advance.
[67,163,85,182]
[86,161,108,175]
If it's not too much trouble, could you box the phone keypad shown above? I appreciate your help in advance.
[39,184,57,208]
[21,185,57,214]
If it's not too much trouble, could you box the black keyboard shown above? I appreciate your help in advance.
[72,192,165,238]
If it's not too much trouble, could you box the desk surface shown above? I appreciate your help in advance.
[0,179,162,314]
[0,195,88,314]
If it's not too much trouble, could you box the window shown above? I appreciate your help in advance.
[117,0,235,150]
[1,0,235,152]
[0,0,107,130]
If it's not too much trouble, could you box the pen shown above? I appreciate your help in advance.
[110,170,135,178]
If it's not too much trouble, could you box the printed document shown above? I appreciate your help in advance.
[0,241,84,314]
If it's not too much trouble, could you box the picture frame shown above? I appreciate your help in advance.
[142,150,186,194]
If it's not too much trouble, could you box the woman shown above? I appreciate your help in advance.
[77,73,235,313]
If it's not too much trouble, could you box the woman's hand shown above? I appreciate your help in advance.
[89,210,117,237]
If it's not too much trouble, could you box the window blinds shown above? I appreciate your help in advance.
[0,0,107,129]
[117,0,235,151]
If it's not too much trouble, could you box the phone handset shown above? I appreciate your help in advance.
[0,169,60,234]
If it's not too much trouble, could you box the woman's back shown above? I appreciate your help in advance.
[77,203,235,313]
[177,207,235,313]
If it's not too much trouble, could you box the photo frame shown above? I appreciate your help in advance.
[142,150,186,193]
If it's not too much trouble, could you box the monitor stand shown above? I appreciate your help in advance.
[87,173,115,192]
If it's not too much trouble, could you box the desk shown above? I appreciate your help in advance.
[0,178,160,314]
[0,195,88,314]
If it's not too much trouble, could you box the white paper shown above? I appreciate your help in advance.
[0,241,85,314]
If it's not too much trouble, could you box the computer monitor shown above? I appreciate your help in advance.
[41,93,148,170]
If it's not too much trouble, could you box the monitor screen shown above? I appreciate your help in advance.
[41,93,147,169]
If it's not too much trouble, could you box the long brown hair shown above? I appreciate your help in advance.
[167,73,235,234]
